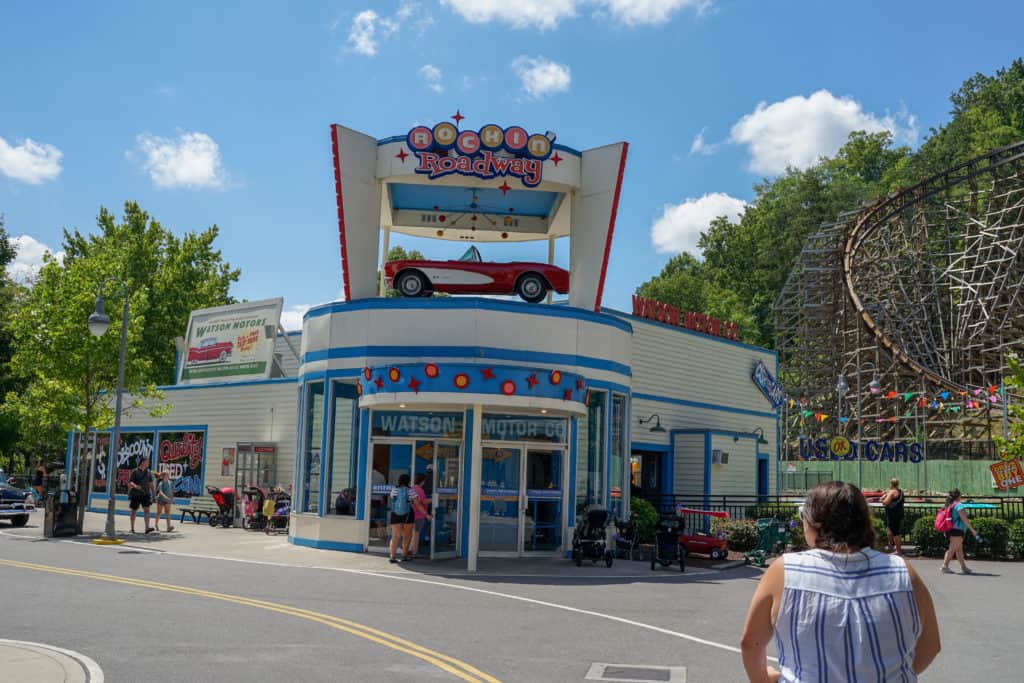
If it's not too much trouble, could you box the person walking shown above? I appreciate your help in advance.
[388,474,417,564]
[32,461,47,500]
[880,477,905,554]
[128,456,156,534]
[740,481,940,682]
[408,473,432,561]
[941,488,981,574]
[155,470,175,532]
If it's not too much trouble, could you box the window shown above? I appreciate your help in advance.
[577,390,606,511]
[327,382,359,515]
[301,382,325,513]
[610,393,627,517]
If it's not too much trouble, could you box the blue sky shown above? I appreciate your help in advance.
[1,1,1022,328]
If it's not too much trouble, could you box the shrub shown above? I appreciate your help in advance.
[1009,519,1024,558]
[900,508,928,538]
[911,516,947,557]
[629,497,659,544]
[788,518,807,551]
[714,519,759,552]
[871,515,889,551]
[967,518,1010,559]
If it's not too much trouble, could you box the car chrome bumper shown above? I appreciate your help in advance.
[0,503,35,516]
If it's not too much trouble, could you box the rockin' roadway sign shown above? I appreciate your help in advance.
[406,121,556,188]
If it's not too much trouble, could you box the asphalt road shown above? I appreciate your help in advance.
[0,526,1017,682]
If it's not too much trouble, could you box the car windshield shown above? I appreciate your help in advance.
[459,246,482,262]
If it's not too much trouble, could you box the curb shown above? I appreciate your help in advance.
[0,640,104,682]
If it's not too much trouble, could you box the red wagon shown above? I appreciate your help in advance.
[676,507,730,560]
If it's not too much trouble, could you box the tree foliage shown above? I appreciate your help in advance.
[639,59,1024,349]
[0,215,25,469]
[378,245,426,297]
[995,352,1024,460]
[1,202,239,460]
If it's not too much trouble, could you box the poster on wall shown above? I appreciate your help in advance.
[156,431,206,498]
[105,433,156,496]
[178,298,283,384]
[990,459,1024,491]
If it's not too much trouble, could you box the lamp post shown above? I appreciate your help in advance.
[87,282,130,544]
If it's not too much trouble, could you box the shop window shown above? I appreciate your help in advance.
[154,431,205,498]
[327,382,359,516]
[301,382,325,513]
[610,393,627,518]
[577,390,606,512]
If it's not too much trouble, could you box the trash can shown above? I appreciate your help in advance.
[43,491,81,538]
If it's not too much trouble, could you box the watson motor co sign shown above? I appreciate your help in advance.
[631,294,740,341]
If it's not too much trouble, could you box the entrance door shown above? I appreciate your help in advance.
[523,449,564,554]
[430,443,460,559]
[479,447,521,554]
[757,458,769,500]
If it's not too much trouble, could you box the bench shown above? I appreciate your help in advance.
[178,496,222,524]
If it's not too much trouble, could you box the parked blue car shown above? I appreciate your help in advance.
[0,482,35,527]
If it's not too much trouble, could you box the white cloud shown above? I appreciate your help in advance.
[419,64,444,94]
[0,136,63,184]
[651,192,746,255]
[280,304,311,331]
[442,0,577,30]
[132,131,227,189]
[729,90,918,175]
[347,2,422,56]
[511,56,571,99]
[596,0,711,25]
[7,234,65,283]
[689,127,716,156]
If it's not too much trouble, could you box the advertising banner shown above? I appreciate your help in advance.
[156,431,206,498]
[178,298,283,384]
[108,432,156,496]
[990,459,1024,491]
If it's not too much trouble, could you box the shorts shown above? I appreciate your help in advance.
[947,528,965,538]
[129,493,152,510]
[885,515,903,535]
[390,512,413,525]
[414,518,427,532]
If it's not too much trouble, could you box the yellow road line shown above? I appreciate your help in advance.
[0,558,500,683]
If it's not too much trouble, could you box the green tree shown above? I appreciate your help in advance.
[2,202,240,457]
[377,245,425,297]
[995,352,1024,460]
[0,215,24,471]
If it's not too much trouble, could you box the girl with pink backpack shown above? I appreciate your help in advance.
[938,489,981,574]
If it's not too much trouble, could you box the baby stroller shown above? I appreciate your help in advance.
[205,485,236,528]
[614,518,640,560]
[650,515,685,572]
[264,490,291,535]
[571,506,614,568]
[241,487,268,530]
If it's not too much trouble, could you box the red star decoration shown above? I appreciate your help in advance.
[374,377,384,390]
[480,367,496,380]
[576,378,584,390]
[526,373,539,389]
[498,181,511,195]
[408,377,421,394]
[395,148,409,163]
[452,110,465,125]
[551,152,562,166]
[564,389,573,401]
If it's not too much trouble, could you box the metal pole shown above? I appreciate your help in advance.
[921,379,928,493]
[103,291,130,540]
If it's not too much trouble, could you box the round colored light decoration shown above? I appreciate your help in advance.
[424,363,439,378]
[432,122,458,148]
[549,370,562,385]
[363,367,372,380]
[830,436,851,458]
[501,380,516,395]
[356,383,363,396]
[388,367,401,382]
[454,373,470,389]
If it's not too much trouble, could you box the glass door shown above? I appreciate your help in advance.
[523,449,565,554]
[368,441,413,550]
[479,447,521,554]
[431,443,460,559]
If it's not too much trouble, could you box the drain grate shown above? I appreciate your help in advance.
[585,663,686,682]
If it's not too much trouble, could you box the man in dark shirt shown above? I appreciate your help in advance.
[128,456,156,534]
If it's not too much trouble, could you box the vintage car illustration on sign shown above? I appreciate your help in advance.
[384,246,569,303]
[187,338,234,365]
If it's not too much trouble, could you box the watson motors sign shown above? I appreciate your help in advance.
[406,121,555,188]
[631,294,740,341]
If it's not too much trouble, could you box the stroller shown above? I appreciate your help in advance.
[205,485,236,528]
[650,515,685,572]
[264,490,291,535]
[613,518,640,560]
[241,487,269,530]
[571,506,614,567]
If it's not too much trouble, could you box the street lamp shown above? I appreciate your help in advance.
[88,282,130,545]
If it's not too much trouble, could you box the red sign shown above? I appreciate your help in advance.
[631,295,739,341]
[990,459,1024,490]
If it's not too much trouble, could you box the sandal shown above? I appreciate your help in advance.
[145,527,156,534]
[389,557,398,564]
[166,526,175,532]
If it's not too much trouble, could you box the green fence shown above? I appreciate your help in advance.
[787,459,1009,496]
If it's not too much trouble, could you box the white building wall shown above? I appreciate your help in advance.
[674,433,705,497]
[709,433,757,496]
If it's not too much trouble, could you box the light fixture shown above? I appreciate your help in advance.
[638,414,666,433]
[868,371,881,394]
[540,409,548,414]
[752,427,769,445]
[399,403,406,408]
[836,373,849,397]
[87,296,111,337]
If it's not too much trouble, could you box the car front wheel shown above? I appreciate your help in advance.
[396,271,426,298]
[9,515,29,527]
[516,273,548,303]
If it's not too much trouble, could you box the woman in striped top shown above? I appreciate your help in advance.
[740,482,941,682]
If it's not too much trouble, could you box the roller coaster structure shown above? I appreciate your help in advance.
[776,142,1024,460]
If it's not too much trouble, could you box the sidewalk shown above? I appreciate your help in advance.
[3,510,734,579]
[0,640,102,682]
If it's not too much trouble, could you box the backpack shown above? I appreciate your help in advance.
[935,503,955,533]
[391,486,411,516]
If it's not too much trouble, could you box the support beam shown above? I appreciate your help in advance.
[467,402,483,572]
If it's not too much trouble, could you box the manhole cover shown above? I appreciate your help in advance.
[585,663,686,682]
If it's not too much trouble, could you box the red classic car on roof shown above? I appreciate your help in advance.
[187,338,233,364]
[384,246,569,303]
